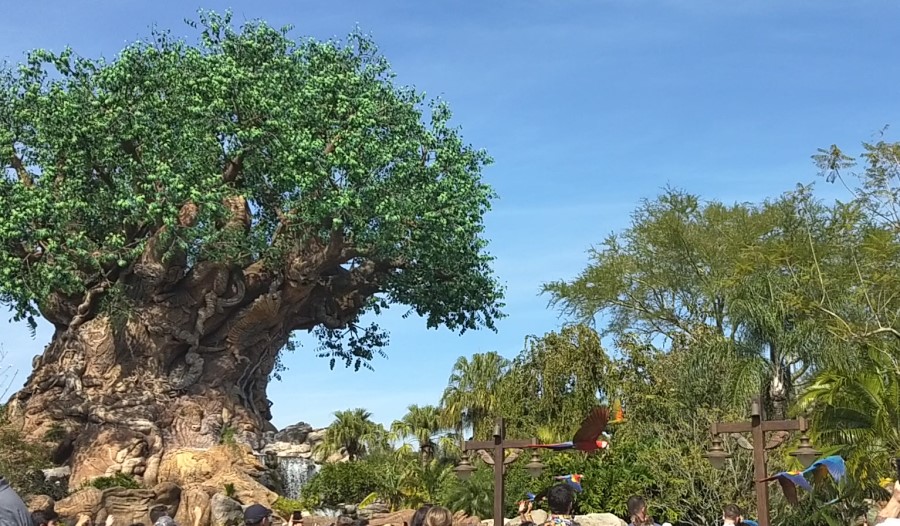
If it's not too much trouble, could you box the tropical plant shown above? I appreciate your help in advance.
[391,404,445,463]
[798,346,900,489]
[440,352,509,438]
[316,408,387,461]
[299,460,381,509]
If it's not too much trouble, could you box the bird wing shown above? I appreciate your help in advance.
[804,455,846,483]
[778,476,800,506]
[572,406,610,443]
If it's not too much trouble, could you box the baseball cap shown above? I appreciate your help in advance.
[244,504,272,524]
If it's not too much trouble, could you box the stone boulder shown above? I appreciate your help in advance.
[56,484,186,526]
[358,502,391,520]
[262,422,348,464]
[210,493,244,526]
[56,487,104,519]
[26,495,55,513]
[174,485,213,526]
[504,510,548,526]
[274,422,314,444]
[369,509,416,526]
[574,514,627,526]
[158,445,277,506]
[452,510,481,526]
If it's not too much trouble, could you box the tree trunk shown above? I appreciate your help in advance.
[7,298,282,487]
[6,198,386,488]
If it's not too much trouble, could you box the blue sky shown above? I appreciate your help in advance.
[1,1,899,430]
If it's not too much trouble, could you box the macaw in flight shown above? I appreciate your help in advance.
[555,473,584,492]
[760,455,846,506]
[526,406,610,452]
[759,470,813,505]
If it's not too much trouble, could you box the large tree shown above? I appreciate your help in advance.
[542,188,845,418]
[0,13,502,486]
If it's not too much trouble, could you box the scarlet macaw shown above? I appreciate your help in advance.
[554,473,584,492]
[526,406,610,452]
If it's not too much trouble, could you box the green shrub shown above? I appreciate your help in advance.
[0,405,53,496]
[43,423,66,442]
[437,459,534,518]
[300,460,381,509]
[273,497,304,518]
[220,425,237,445]
[85,472,141,490]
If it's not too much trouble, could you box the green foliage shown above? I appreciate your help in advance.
[224,482,236,498]
[0,10,503,367]
[390,404,445,462]
[0,406,53,497]
[300,459,382,509]
[42,423,66,442]
[84,472,141,490]
[499,325,611,440]
[220,424,237,446]
[273,496,305,518]
[440,351,509,438]
[316,408,387,461]
[438,459,534,519]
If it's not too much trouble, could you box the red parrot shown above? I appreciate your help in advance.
[526,406,610,452]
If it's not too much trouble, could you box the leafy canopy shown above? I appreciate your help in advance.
[0,11,502,339]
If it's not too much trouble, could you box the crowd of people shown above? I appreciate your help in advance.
[1,474,756,526]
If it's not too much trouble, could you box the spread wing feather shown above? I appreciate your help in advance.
[572,406,609,444]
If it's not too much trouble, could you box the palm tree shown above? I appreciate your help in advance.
[440,352,509,439]
[798,347,900,486]
[390,404,444,463]
[316,408,386,461]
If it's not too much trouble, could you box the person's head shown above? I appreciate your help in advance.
[423,506,452,526]
[244,504,272,526]
[32,510,60,526]
[410,505,433,526]
[149,507,169,524]
[722,504,744,524]
[546,484,575,515]
[153,517,177,526]
[626,496,649,524]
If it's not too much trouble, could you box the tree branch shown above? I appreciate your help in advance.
[222,153,244,183]
[10,152,33,186]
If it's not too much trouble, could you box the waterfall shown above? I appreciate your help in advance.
[277,456,319,500]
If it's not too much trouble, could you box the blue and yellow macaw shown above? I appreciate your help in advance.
[760,470,813,505]
[554,473,584,492]
[804,455,846,484]
[760,455,846,506]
